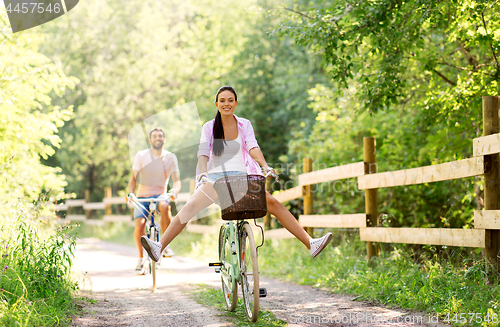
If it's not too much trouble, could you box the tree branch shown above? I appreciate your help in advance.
[283,7,314,20]
[481,11,500,75]
[330,3,352,23]
[436,61,468,71]
[457,41,476,67]
[432,69,457,86]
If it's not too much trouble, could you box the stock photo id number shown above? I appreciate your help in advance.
[4,0,78,32]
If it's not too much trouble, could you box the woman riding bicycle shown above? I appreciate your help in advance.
[141,86,332,261]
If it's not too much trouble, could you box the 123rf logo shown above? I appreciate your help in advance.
[4,0,78,33]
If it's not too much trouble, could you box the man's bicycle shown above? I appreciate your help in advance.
[127,192,174,292]
[209,171,276,322]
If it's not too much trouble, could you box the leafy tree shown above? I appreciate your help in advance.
[277,0,500,158]
[38,0,330,199]
[0,9,77,202]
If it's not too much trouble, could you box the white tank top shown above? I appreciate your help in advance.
[210,134,246,173]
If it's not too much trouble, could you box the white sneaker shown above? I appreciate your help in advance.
[135,258,145,275]
[141,236,162,262]
[309,233,333,258]
[163,245,175,257]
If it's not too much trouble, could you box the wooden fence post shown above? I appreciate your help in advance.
[104,187,112,216]
[364,137,378,261]
[84,190,90,219]
[483,96,500,271]
[303,158,314,236]
[264,178,272,229]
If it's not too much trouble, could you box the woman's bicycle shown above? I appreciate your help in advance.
[127,192,174,292]
[209,171,276,322]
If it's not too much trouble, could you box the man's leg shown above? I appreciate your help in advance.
[158,201,174,256]
[134,217,147,274]
[134,217,146,257]
[158,201,171,235]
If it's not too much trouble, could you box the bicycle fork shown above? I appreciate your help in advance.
[210,222,240,290]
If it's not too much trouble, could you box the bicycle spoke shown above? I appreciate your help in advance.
[219,223,237,311]
[239,223,259,322]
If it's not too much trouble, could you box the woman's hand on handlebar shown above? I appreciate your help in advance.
[195,172,209,192]
[262,166,278,180]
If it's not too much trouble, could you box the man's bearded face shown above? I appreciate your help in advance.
[150,131,165,150]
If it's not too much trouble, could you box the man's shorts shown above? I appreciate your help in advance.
[134,194,171,220]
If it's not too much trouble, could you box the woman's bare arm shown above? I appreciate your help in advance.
[249,147,269,168]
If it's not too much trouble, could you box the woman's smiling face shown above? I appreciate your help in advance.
[215,90,238,116]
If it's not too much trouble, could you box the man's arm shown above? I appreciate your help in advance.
[128,170,139,194]
[168,172,181,195]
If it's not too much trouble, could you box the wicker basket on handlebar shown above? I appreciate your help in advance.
[213,174,267,220]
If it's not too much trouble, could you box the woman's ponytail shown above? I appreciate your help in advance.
[213,111,225,156]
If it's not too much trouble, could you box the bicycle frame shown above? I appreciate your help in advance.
[220,220,242,293]
[128,194,172,229]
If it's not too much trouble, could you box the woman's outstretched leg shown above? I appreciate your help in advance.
[265,191,311,248]
[266,191,332,257]
[142,183,218,261]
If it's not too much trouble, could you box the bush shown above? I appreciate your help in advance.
[0,201,81,326]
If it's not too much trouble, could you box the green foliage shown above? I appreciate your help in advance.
[0,201,81,326]
[277,0,500,112]
[259,233,500,326]
[0,9,77,201]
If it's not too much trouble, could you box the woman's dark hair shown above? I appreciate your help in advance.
[213,86,238,156]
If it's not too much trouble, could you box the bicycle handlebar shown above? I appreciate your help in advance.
[128,193,174,203]
[127,193,175,221]
[264,169,279,181]
[126,193,175,214]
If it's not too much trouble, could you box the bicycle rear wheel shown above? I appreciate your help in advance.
[150,226,157,292]
[219,224,237,311]
[240,222,259,322]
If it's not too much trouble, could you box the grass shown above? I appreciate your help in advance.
[258,230,500,327]
[188,284,287,327]
[0,200,83,326]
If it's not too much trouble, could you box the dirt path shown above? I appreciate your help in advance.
[71,238,448,327]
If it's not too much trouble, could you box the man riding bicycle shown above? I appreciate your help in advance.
[128,127,181,275]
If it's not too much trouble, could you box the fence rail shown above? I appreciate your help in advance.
[357,157,484,189]
[53,191,193,227]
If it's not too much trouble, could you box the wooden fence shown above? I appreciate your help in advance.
[52,96,500,267]
[268,96,500,268]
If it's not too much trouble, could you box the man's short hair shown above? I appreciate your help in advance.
[149,127,165,138]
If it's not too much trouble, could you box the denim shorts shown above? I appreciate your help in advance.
[207,171,247,184]
[133,194,171,219]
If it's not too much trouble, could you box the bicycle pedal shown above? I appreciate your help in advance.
[209,262,222,267]
[259,288,267,298]
[214,267,221,273]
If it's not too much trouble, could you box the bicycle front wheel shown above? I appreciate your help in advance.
[220,224,237,311]
[240,222,259,322]
[150,226,157,292]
